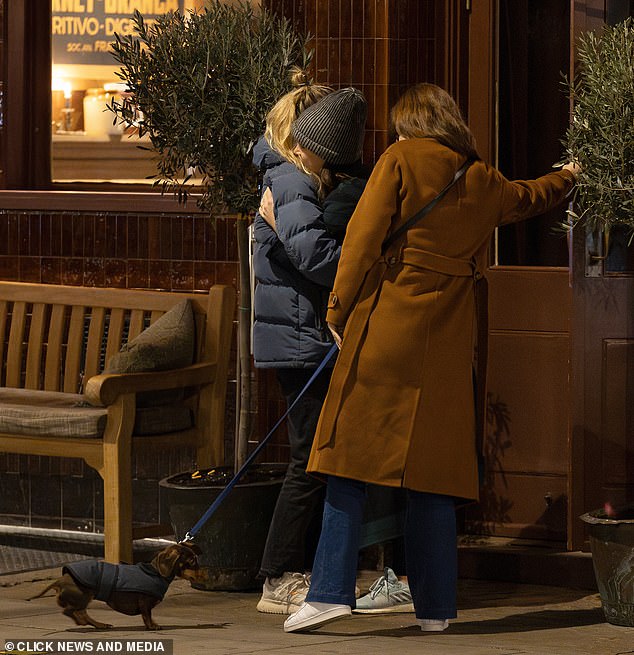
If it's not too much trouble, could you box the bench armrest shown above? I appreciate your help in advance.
[84,361,217,406]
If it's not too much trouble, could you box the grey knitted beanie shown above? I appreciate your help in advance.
[292,87,367,165]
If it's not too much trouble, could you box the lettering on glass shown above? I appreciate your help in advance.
[52,0,184,66]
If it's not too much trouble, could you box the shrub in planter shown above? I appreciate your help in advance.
[566,19,634,624]
[562,18,634,239]
[108,1,310,467]
[109,3,310,588]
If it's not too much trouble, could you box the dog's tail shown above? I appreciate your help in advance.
[26,580,60,601]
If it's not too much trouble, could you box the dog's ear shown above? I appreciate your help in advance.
[184,542,202,556]
[153,546,182,578]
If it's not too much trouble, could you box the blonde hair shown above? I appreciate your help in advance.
[391,84,479,159]
[265,68,333,172]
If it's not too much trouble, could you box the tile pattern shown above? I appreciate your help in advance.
[264,0,440,159]
[0,211,239,290]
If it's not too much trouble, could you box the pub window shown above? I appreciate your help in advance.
[50,1,204,183]
[495,0,570,266]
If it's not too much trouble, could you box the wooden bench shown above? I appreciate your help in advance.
[0,282,235,564]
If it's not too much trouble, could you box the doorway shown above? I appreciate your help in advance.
[464,0,573,543]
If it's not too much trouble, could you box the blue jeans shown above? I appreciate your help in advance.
[306,475,457,620]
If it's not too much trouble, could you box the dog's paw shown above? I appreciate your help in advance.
[91,621,113,630]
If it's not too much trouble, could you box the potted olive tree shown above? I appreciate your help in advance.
[109,1,308,468]
[563,18,633,241]
[108,1,309,590]
[564,18,634,626]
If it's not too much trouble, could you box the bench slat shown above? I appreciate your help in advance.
[25,303,47,389]
[85,306,107,381]
[6,301,27,388]
[0,282,206,312]
[44,305,66,391]
[0,301,7,384]
[150,310,163,325]
[105,308,126,366]
[64,306,86,393]
[127,309,146,341]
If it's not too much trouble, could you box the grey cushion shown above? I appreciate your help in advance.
[106,299,196,407]
[0,388,192,439]
[107,299,195,374]
[0,389,107,439]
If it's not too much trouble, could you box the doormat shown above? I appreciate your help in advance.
[0,527,173,576]
[0,544,89,576]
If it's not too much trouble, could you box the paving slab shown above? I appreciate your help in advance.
[1,569,631,655]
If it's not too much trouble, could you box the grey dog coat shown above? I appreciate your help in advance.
[63,560,171,601]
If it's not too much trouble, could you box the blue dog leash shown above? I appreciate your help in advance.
[181,342,338,542]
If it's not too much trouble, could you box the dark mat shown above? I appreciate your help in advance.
[0,544,89,575]
[0,529,172,575]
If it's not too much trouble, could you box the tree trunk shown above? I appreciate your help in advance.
[235,215,252,471]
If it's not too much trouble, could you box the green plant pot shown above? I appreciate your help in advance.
[581,506,634,626]
[159,464,285,591]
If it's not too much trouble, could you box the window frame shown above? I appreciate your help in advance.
[0,2,186,203]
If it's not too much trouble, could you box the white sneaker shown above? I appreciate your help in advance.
[353,567,414,613]
[284,601,351,632]
[256,572,310,614]
[418,618,449,632]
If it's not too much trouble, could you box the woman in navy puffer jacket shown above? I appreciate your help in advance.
[252,81,367,615]
[252,136,336,367]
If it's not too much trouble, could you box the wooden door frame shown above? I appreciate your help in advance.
[466,0,496,165]
[3,1,51,189]
[466,0,582,547]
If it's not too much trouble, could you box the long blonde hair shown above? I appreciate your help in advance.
[265,68,332,172]
[390,84,479,159]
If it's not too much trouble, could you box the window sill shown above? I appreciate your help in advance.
[0,189,207,214]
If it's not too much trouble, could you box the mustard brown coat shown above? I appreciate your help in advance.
[307,138,575,501]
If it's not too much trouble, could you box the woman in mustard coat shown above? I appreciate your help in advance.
[284,83,578,634]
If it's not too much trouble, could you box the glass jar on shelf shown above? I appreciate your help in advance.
[82,86,125,139]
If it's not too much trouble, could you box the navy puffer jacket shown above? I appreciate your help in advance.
[252,137,343,368]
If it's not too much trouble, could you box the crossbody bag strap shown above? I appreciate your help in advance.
[381,157,475,254]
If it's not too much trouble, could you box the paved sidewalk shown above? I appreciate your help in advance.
[1,568,632,655]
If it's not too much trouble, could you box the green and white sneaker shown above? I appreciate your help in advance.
[353,567,414,613]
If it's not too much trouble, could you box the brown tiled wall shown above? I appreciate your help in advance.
[0,209,244,532]
[0,211,239,290]
[265,0,441,159]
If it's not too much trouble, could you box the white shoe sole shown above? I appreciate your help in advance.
[284,606,351,632]
[256,599,301,614]
[419,619,449,632]
[353,602,415,614]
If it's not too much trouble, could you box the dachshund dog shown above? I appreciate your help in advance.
[28,541,202,630]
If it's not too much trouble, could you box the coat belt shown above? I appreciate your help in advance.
[315,247,482,452]
[392,246,477,278]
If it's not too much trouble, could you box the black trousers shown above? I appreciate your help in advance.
[258,366,332,579]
